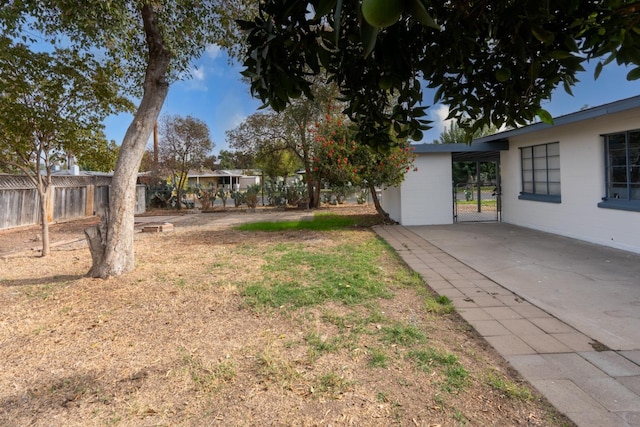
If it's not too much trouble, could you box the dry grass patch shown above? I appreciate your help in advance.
[0,206,574,426]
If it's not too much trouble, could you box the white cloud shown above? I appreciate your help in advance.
[205,44,222,60]
[192,66,205,81]
[433,104,455,136]
[427,104,508,142]
[173,65,208,91]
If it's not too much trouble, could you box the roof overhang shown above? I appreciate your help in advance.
[411,140,508,162]
[409,95,640,163]
[474,95,640,144]
[413,95,640,157]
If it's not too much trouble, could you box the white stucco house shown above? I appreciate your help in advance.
[382,95,640,254]
[186,169,261,191]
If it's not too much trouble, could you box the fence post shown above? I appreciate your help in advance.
[86,184,95,217]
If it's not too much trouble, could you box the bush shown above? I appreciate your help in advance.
[245,184,260,210]
[230,190,245,208]
[285,180,308,206]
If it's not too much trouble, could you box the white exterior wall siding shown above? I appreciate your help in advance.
[381,185,402,223]
[501,109,640,253]
[239,176,260,190]
[383,153,453,225]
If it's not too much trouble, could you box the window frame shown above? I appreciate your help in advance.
[598,129,640,212]
[518,141,561,203]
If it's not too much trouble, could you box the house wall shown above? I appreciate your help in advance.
[381,185,402,223]
[501,108,640,253]
[188,175,260,191]
[383,153,453,225]
[239,176,260,190]
[188,176,219,188]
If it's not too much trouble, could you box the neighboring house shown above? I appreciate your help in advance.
[186,169,260,191]
[382,95,640,254]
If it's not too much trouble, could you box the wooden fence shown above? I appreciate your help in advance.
[0,174,146,230]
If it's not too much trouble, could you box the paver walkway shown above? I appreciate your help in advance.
[374,224,640,427]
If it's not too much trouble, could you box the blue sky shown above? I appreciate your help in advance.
[103,46,640,156]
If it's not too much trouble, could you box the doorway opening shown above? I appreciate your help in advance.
[452,155,501,223]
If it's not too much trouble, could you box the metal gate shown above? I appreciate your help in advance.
[453,181,501,223]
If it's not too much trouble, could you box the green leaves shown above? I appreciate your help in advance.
[334,0,344,45]
[241,0,640,153]
[627,67,640,80]
[359,17,379,58]
[315,0,337,19]
[494,67,511,82]
[537,109,554,125]
[532,26,555,44]
[405,0,439,29]
[0,38,131,178]
[242,0,319,112]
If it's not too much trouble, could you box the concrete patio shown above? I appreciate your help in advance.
[374,223,640,427]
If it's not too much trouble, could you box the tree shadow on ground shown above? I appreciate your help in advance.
[0,372,102,425]
[0,274,85,287]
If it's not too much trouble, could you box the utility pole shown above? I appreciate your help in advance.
[153,121,159,169]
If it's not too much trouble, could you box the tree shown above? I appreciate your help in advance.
[202,154,218,170]
[228,107,321,206]
[0,42,131,256]
[217,149,254,170]
[158,114,214,209]
[228,80,340,208]
[435,122,473,145]
[76,140,120,172]
[139,149,156,173]
[255,146,300,182]
[435,122,501,145]
[312,114,416,220]
[2,1,255,277]
[240,0,640,148]
[435,122,499,184]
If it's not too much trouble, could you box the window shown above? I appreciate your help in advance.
[519,142,561,203]
[598,130,640,212]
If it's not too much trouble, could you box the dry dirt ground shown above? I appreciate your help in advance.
[0,205,574,426]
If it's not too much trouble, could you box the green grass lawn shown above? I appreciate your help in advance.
[236,213,473,396]
[456,199,497,207]
[236,212,358,232]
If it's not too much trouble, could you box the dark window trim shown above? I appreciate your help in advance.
[519,141,561,203]
[599,129,640,212]
[519,193,562,203]
[598,199,640,212]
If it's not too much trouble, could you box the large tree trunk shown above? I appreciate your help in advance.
[301,147,317,209]
[369,183,394,224]
[312,177,321,208]
[306,171,317,209]
[85,4,171,278]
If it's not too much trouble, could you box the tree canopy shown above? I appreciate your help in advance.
[0,40,131,256]
[312,113,416,219]
[228,80,339,208]
[159,114,214,208]
[1,1,255,277]
[240,0,640,148]
[217,149,254,170]
[435,122,501,145]
[0,42,130,175]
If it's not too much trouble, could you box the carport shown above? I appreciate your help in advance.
[406,222,640,351]
[382,141,508,225]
